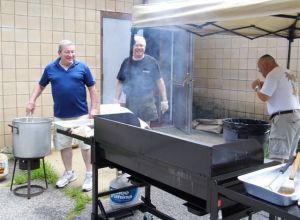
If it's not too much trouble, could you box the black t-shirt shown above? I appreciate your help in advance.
[117,55,161,97]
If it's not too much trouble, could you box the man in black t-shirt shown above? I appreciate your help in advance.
[115,35,168,126]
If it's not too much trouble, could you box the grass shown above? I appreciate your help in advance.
[13,160,91,219]
[64,187,92,220]
[13,161,59,185]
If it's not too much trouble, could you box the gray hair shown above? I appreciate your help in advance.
[134,35,146,47]
[58,40,74,52]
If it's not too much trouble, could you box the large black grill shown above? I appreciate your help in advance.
[91,113,266,220]
[93,115,263,201]
[58,113,300,220]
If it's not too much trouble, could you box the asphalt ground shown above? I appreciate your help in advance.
[0,157,74,220]
[75,186,269,220]
[0,150,269,220]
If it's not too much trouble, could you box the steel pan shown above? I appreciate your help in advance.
[238,164,300,206]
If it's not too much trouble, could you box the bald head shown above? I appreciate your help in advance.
[257,54,278,77]
[259,54,276,64]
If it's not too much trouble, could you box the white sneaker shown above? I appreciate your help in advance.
[56,170,77,188]
[82,173,92,192]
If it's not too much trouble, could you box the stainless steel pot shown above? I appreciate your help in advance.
[9,117,51,158]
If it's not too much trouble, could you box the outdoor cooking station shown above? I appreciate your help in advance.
[57,113,300,220]
[53,1,300,219]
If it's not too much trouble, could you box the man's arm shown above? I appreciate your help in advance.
[251,79,270,102]
[256,91,270,102]
[26,84,45,114]
[157,78,168,113]
[115,80,123,103]
[88,85,98,118]
[157,78,167,101]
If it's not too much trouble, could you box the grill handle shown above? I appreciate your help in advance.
[8,124,19,134]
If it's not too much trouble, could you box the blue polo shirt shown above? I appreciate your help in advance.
[39,58,95,118]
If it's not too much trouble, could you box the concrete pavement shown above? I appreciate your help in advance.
[44,147,117,194]
[0,147,117,220]
[0,148,269,220]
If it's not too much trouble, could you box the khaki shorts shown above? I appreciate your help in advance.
[53,115,91,151]
[269,110,300,160]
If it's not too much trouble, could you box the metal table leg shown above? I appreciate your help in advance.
[210,181,219,220]
[10,159,17,191]
[27,159,31,199]
[42,158,48,189]
[91,163,99,220]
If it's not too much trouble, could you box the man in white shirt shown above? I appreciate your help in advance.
[252,54,300,161]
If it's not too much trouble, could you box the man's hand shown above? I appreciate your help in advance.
[251,79,260,90]
[26,102,35,115]
[89,108,98,118]
[285,72,299,95]
[251,79,263,91]
[285,72,297,82]
[113,98,121,104]
[161,101,169,114]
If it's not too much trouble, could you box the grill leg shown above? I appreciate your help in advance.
[42,158,48,189]
[92,163,99,219]
[248,213,252,220]
[10,159,17,191]
[97,199,108,220]
[141,184,156,211]
[143,184,152,206]
[27,159,31,199]
[210,181,219,220]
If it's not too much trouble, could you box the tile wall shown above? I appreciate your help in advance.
[0,0,137,151]
[2,1,298,150]
[193,35,300,121]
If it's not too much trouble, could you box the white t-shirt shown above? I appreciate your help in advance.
[260,66,300,115]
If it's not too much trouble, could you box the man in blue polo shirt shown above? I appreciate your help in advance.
[26,40,98,191]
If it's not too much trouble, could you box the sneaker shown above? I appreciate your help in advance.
[82,173,92,192]
[56,170,77,188]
